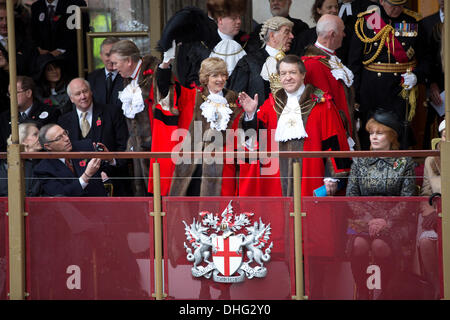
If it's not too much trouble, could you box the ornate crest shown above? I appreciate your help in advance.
[182,201,273,283]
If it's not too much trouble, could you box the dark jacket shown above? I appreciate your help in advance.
[33,139,107,197]
[228,47,270,107]
[0,159,42,197]
[30,0,87,52]
[0,100,60,152]
[58,101,130,196]
[87,69,123,107]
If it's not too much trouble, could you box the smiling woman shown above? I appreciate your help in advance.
[150,57,256,196]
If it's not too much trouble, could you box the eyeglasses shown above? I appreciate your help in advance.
[6,89,28,98]
[46,130,69,144]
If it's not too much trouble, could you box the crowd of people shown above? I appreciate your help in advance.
[0,0,446,299]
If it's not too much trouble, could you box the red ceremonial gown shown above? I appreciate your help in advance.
[302,45,356,142]
[222,84,351,197]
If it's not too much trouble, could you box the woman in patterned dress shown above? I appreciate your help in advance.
[346,110,417,299]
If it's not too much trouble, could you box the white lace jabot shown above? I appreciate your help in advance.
[200,92,233,132]
[119,83,145,119]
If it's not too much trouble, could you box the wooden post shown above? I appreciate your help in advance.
[149,0,164,54]
[6,0,26,300]
[441,0,450,300]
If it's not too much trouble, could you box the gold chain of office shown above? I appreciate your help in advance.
[355,16,395,65]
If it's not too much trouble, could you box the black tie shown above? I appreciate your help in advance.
[48,4,55,22]
[105,72,113,104]
[19,112,27,123]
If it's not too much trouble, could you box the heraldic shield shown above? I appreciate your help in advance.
[212,235,243,277]
[183,201,273,283]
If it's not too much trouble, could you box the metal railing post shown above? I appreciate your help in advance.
[292,162,306,300]
[151,162,165,300]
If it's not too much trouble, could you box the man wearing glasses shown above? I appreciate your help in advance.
[0,76,59,152]
[33,123,108,196]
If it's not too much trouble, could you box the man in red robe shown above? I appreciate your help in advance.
[224,54,351,197]
[302,14,359,150]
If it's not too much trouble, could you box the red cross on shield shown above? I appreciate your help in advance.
[212,235,243,277]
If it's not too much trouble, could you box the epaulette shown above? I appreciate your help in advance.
[402,8,422,21]
[357,7,378,18]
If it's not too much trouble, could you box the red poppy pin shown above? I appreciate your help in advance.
[143,68,154,76]
[96,117,102,127]
[44,98,53,106]
[53,15,61,22]
[240,34,250,43]
[79,160,87,167]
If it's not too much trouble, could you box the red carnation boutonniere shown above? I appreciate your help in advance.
[96,117,102,127]
[143,68,154,76]
[240,34,250,43]
[79,160,87,167]
[44,98,53,106]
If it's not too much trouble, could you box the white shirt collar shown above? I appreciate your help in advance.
[440,9,444,23]
[22,105,33,116]
[130,59,142,82]
[285,84,305,100]
[46,0,58,8]
[76,104,93,119]
[217,29,234,41]
[315,41,335,55]
[265,45,281,57]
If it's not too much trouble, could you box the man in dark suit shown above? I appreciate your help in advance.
[0,3,35,76]
[58,77,130,196]
[30,0,89,79]
[34,123,107,196]
[0,75,59,152]
[87,37,123,107]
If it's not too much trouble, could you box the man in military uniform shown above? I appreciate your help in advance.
[348,0,430,149]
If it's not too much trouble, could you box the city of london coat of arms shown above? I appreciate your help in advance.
[182,201,273,283]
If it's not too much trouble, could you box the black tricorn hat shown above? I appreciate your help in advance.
[370,109,403,137]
